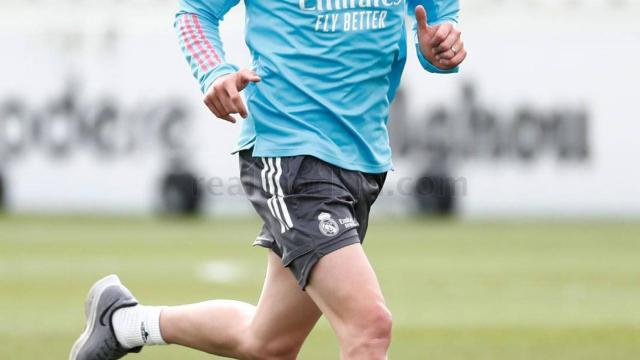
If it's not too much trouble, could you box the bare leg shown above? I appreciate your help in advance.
[306,243,392,360]
[160,251,322,359]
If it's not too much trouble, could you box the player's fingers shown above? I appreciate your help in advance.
[438,48,467,69]
[203,97,221,118]
[436,39,464,61]
[431,22,452,47]
[217,83,240,115]
[221,114,236,123]
[220,95,239,117]
[435,29,461,54]
[414,5,429,36]
[211,95,236,123]
[209,95,225,116]
[227,86,248,118]
[237,69,261,90]
[204,90,225,116]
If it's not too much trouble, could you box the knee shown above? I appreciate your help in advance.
[242,337,301,360]
[345,303,392,353]
[361,304,393,344]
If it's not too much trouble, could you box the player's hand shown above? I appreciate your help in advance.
[203,69,261,123]
[415,5,467,70]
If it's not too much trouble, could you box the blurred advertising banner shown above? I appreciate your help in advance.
[0,0,639,217]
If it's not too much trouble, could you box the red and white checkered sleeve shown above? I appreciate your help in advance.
[174,0,240,93]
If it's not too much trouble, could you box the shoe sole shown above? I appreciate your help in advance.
[69,274,122,360]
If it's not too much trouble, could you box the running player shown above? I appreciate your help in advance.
[69,0,465,358]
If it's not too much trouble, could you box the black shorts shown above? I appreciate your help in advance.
[239,149,386,289]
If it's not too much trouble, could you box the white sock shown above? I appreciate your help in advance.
[112,305,166,349]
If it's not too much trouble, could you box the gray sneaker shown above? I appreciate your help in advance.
[69,275,143,360]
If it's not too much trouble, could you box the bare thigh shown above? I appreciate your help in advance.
[245,250,323,357]
[305,243,391,359]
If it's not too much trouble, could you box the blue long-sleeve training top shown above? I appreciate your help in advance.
[175,0,459,173]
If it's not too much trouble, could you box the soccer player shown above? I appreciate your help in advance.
[69,0,465,358]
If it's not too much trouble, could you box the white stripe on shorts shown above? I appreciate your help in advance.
[261,157,289,233]
[274,157,294,229]
[260,157,269,193]
[261,158,280,229]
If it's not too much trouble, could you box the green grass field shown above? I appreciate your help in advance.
[1,215,639,359]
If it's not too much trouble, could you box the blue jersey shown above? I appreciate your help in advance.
[175,0,459,173]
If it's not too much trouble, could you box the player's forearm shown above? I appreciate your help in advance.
[174,11,238,93]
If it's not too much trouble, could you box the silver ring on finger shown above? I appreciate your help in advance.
[451,45,458,54]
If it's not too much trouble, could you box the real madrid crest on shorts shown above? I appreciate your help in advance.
[318,212,339,237]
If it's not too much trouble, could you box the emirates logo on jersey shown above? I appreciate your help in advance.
[299,0,402,11]
[298,0,402,33]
